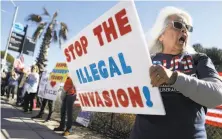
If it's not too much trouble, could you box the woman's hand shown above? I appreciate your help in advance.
[149,65,178,87]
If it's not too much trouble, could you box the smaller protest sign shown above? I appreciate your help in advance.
[49,62,69,83]
[43,81,62,101]
[76,111,93,127]
[38,62,69,100]
[38,71,49,98]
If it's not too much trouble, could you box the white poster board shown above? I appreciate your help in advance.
[38,71,64,101]
[62,1,165,115]
[38,72,49,98]
[42,81,62,101]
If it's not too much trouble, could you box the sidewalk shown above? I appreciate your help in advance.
[1,96,109,139]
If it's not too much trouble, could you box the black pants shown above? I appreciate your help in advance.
[37,95,43,108]
[60,94,76,130]
[1,82,6,96]
[38,98,54,119]
[23,92,36,111]
[16,87,23,104]
[7,85,18,99]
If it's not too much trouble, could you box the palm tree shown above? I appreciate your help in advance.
[26,8,68,72]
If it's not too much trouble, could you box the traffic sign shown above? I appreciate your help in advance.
[8,31,24,52]
[23,37,36,56]
[13,23,24,33]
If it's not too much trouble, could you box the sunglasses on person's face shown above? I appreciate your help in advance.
[171,21,193,32]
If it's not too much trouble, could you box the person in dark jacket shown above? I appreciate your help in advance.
[129,6,222,139]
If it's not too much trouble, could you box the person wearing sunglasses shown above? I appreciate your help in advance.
[129,6,222,139]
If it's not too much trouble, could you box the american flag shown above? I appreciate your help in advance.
[13,54,24,70]
[206,72,222,128]
[73,73,222,128]
[20,54,24,63]
[206,105,222,128]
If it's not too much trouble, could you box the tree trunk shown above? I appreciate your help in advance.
[36,26,52,72]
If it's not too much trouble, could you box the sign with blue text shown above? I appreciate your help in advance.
[62,1,165,115]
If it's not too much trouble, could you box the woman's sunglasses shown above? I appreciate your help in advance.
[171,21,193,32]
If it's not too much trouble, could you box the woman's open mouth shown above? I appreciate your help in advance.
[178,35,187,45]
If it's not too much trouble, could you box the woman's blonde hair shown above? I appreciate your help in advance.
[31,65,39,73]
[146,6,196,55]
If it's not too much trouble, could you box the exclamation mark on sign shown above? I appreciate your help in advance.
[142,86,153,107]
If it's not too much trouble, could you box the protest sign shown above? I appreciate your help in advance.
[76,111,93,127]
[49,62,69,83]
[43,81,62,101]
[38,71,62,101]
[62,1,165,115]
[38,62,69,100]
[38,71,49,98]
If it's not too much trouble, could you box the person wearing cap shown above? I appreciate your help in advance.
[129,6,222,139]
[54,76,77,136]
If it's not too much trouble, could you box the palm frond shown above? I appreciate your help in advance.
[53,31,58,42]
[52,11,58,21]
[60,22,68,31]
[48,20,57,33]
[32,22,47,41]
[52,20,58,31]
[59,38,62,48]
[42,7,50,17]
[58,22,68,41]
[26,14,42,23]
[59,29,67,41]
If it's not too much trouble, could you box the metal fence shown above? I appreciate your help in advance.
[53,97,222,139]
[88,113,222,139]
[206,125,222,139]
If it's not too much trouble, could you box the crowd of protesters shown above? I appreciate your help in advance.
[1,65,77,136]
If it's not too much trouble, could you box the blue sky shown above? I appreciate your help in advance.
[1,1,222,72]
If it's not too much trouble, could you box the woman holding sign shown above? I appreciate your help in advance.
[130,6,222,139]
[54,76,76,136]
[23,65,40,113]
